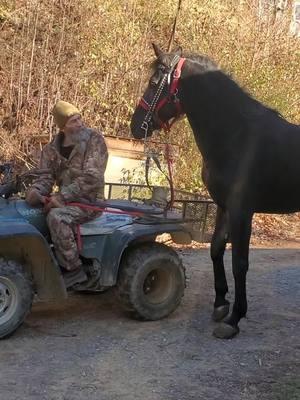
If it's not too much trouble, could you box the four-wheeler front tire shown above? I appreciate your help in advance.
[116,243,186,320]
[0,258,33,339]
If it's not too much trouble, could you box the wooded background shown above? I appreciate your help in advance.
[0,0,299,190]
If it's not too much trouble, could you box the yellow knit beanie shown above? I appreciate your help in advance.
[52,100,80,129]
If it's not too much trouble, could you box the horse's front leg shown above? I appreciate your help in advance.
[213,209,253,339]
[211,206,230,322]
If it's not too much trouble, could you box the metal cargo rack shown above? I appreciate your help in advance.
[105,182,217,243]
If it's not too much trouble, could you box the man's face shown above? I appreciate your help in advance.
[62,114,84,135]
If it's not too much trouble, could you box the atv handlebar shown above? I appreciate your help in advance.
[0,163,50,199]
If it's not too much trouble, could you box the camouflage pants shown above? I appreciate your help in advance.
[47,206,99,271]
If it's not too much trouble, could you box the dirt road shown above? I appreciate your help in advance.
[0,245,299,400]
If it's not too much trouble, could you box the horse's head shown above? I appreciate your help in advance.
[131,43,185,139]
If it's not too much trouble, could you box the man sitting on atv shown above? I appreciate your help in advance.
[26,100,108,287]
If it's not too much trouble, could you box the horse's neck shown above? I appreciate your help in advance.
[186,113,238,168]
[180,69,256,165]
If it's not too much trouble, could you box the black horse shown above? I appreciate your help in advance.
[130,44,300,339]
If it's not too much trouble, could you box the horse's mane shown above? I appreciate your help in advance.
[150,52,218,72]
[182,52,218,71]
[184,53,283,120]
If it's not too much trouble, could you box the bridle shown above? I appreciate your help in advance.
[137,55,186,211]
[138,55,186,137]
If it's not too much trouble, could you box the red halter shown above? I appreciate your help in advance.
[139,57,186,132]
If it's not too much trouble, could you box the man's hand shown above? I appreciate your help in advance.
[26,189,46,207]
[44,194,65,212]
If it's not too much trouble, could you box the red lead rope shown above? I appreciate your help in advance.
[165,144,175,209]
[68,202,146,251]
[65,202,143,217]
[46,173,173,252]
[45,198,144,251]
[70,203,145,252]
[76,224,83,252]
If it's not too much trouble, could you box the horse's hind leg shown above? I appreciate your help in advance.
[211,206,230,322]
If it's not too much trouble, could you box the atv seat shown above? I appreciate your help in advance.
[80,210,133,236]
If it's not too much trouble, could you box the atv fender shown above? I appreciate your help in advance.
[80,222,191,287]
[0,220,67,301]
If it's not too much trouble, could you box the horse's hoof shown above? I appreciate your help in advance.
[212,304,230,322]
[213,323,240,339]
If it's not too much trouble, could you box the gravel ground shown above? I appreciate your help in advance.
[0,244,299,400]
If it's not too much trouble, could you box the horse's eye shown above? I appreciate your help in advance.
[150,75,159,87]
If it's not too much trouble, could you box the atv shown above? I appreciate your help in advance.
[0,163,214,339]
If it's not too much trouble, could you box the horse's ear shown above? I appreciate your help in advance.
[152,43,163,58]
[174,46,183,56]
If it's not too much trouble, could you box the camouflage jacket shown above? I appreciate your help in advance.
[32,128,108,202]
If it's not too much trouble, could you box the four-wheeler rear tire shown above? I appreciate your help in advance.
[116,242,186,320]
[0,258,33,339]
